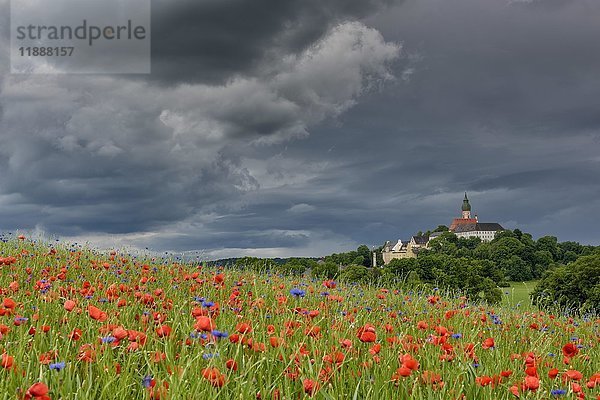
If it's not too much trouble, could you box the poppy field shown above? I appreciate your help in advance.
[0,237,598,399]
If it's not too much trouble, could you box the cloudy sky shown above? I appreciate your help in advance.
[1,0,599,258]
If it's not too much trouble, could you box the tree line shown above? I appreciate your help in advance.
[218,229,599,309]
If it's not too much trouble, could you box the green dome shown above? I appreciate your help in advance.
[462,192,471,211]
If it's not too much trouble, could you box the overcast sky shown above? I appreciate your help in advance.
[1,0,599,258]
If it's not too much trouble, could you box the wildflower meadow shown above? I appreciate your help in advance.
[0,236,598,399]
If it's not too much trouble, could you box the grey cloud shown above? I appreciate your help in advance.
[150,0,403,84]
[0,20,400,246]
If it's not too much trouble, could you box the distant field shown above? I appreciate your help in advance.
[501,281,539,307]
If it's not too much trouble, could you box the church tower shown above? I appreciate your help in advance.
[461,192,471,219]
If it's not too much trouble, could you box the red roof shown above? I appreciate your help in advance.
[449,218,478,231]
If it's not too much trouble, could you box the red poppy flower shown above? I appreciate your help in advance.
[356,324,376,343]
[202,367,226,387]
[563,370,583,381]
[500,370,513,378]
[88,305,107,322]
[1,353,14,369]
[3,298,16,309]
[400,354,419,371]
[236,322,252,334]
[586,373,600,389]
[77,344,96,363]
[68,328,82,341]
[476,376,492,386]
[421,370,444,389]
[392,366,412,379]
[225,359,238,371]
[509,385,519,397]
[482,337,495,349]
[25,382,50,400]
[323,280,336,289]
[194,316,215,332]
[112,326,128,340]
[303,379,318,396]
[155,325,172,338]
[417,320,428,330]
[562,343,579,358]
[524,375,539,391]
[369,343,381,355]
[525,366,538,377]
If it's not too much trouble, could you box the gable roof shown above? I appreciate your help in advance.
[475,222,504,231]
[411,235,429,245]
[449,218,478,231]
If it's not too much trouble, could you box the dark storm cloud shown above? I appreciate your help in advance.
[0,0,400,255]
[151,0,402,84]
[369,0,600,136]
[1,0,599,256]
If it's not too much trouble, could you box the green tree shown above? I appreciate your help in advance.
[561,251,578,264]
[340,265,370,283]
[427,232,458,256]
[531,255,600,312]
[277,260,306,276]
[356,245,372,267]
[501,255,532,281]
[536,236,559,260]
[385,258,417,278]
[433,225,449,232]
[311,261,339,279]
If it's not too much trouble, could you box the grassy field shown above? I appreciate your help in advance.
[0,238,597,399]
[501,281,539,308]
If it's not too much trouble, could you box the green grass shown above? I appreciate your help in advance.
[501,281,539,307]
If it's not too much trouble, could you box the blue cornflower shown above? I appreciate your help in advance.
[202,352,219,359]
[142,375,153,388]
[49,362,66,371]
[101,336,116,344]
[211,330,229,339]
[551,389,567,396]
[451,333,462,339]
[290,288,306,298]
